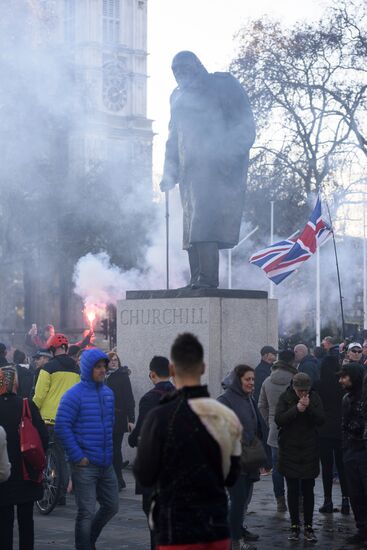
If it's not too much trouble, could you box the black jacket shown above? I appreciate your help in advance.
[105,367,135,433]
[133,385,239,545]
[341,363,366,457]
[0,394,48,505]
[298,355,320,387]
[128,381,175,449]
[254,360,272,403]
[16,365,34,399]
[275,385,324,479]
[318,355,344,440]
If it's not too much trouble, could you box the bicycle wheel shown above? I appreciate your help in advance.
[36,445,62,515]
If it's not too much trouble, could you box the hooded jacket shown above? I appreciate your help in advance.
[55,349,114,467]
[218,375,261,446]
[258,360,297,447]
[33,354,80,423]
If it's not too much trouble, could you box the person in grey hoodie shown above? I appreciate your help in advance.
[258,350,297,512]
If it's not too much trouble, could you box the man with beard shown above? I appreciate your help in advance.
[160,51,256,289]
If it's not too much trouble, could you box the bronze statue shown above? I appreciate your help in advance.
[160,51,256,289]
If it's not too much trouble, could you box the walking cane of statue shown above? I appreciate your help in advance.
[165,191,170,290]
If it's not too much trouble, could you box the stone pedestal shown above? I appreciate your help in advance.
[117,289,278,403]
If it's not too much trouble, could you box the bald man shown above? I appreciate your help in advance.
[294,344,320,387]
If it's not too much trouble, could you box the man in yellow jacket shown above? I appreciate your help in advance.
[33,333,80,503]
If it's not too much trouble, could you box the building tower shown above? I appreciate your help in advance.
[57,0,153,184]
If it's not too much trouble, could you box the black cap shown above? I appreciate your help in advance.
[32,349,52,359]
[261,345,278,356]
[68,345,81,357]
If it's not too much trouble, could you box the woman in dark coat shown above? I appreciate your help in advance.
[0,365,48,550]
[106,351,135,490]
[218,365,262,550]
[275,372,324,543]
[318,353,349,514]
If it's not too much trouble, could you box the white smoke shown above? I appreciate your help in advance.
[72,188,188,307]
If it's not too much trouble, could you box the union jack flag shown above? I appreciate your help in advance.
[249,196,332,285]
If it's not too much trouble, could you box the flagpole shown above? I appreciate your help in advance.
[165,191,170,290]
[316,247,321,346]
[269,201,274,299]
[326,201,346,339]
[363,195,367,329]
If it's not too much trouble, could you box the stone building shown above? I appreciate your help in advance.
[0,0,153,342]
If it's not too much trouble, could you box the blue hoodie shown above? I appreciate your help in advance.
[55,348,115,467]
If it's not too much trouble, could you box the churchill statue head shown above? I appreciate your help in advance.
[171,51,208,89]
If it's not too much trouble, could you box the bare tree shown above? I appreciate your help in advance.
[232,0,366,213]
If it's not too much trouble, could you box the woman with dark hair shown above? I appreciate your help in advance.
[218,365,262,550]
[0,365,48,550]
[106,351,135,490]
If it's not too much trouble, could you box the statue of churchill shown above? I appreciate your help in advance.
[160,51,256,289]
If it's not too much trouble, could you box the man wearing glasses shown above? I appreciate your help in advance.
[345,342,364,365]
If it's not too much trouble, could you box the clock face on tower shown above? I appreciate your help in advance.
[102,61,128,112]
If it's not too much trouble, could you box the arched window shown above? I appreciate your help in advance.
[103,0,121,44]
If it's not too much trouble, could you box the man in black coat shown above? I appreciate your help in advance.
[294,344,320,387]
[128,356,174,550]
[105,353,135,490]
[160,51,256,289]
[254,346,277,403]
[134,333,242,549]
[339,363,367,546]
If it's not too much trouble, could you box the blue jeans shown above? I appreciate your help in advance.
[271,446,285,499]
[71,463,119,550]
[228,473,253,540]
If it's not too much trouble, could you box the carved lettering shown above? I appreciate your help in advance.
[162,309,173,324]
[153,309,162,325]
[121,310,129,325]
[119,307,208,326]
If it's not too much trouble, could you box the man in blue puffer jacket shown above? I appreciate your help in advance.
[55,348,119,550]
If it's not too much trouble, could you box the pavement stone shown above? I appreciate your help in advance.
[27,469,357,550]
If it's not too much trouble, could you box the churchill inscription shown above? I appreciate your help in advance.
[120,307,208,326]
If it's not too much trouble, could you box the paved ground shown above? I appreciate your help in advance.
[29,469,356,549]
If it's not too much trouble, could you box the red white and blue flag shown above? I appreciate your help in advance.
[249,196,332,285]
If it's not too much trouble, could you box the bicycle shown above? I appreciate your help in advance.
[36,434,64,515]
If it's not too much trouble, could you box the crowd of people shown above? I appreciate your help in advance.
[0,326,367,550]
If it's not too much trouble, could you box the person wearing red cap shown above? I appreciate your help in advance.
[33,333,80,504]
